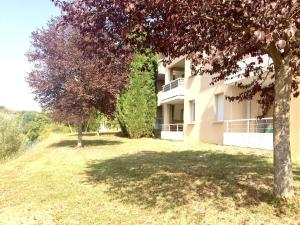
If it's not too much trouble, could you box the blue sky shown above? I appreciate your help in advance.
[0,0,60,111]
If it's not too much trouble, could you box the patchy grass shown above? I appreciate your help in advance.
[0,133,300,225]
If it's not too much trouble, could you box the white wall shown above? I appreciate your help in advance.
[161,131,184,141]
[161,85,185,104]
[224,133,273,150]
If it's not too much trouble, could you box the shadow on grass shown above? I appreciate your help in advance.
[48,139,123,148]
[68,132,121,137]
[293,167,300,182]
[67,132,126,139]
[68,132,97,137]
[84,150,300,210]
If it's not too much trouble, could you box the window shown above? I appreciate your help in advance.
[189,100,195,123]
[216,94,225,121]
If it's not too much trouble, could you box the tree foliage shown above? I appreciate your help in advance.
[18,111,52,142]
[54,0,299,105]
[116,53,157,138]
[0,112,25,160]
[26,18,130,146]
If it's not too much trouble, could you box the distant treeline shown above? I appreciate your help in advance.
[0,107,120,160]
[0,108,68,160]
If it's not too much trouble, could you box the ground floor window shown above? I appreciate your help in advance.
[215,94,224,121]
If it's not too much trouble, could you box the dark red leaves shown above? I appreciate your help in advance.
[26,19,130,125]
[53,0,299,115]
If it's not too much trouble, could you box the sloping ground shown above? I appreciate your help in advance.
[0,133,299,225]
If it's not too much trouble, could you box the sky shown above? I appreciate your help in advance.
[0,0,60,111]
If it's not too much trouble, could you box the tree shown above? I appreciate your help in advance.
[18,111,51,142]
[116,53,157,138]
[54,0,299,198]
[84,110,106,132]
[26,18,129,147]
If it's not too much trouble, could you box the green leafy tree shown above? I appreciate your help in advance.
[85,110,107,132]
[117,53,157,138]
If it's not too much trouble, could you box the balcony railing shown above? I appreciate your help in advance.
[158,78,185,105]
[223,117,273,150]
[224,117,273,133]
[161,124,184,132]
[161,123,184,140]
[224,71,252,85]
[224,56,272,85]
[163,78,184,92]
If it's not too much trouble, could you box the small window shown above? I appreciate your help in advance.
[216,94,224,121]
[189,100,196,123]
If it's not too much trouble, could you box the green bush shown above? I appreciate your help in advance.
[38,123,69,140]
[116,52,157,138]
[85,110,107,132]
[0,113,25,159]
[85,110,120,132]
[18,112,52,141]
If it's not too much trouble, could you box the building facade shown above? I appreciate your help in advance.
[156,56,300,160]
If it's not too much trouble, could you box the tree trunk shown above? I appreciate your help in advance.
[68,123,73,133]
[77,124,83,148]
[273,60,294,199]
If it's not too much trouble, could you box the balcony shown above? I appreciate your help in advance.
[223,118,273,150]
[157,78,185,106]
[224,55,273,85]
[161,124,184,140]
[224,71,254,85]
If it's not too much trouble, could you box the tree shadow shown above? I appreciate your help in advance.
[68,132,98,137]
[293,166,300,181]
[48,139,123,148]
[68,132,125,138]
[84,150,300,211]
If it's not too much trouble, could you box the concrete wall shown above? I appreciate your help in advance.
[291,96,300,160]
[161,131,184,140]
[161,57,300,161]
[163,104,171,124]
[184,59,233,145]
[224,133,273,150]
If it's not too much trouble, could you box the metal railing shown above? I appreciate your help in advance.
[225,71,249,84]
[161,124,184,132]
[162,78,184,92]
[224,56,271,85]
[224,118,273,133]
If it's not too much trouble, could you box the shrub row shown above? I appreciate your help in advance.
[0,110,69,160]
[0,112,25,159]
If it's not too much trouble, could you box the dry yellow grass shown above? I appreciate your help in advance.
[0,133,299,225]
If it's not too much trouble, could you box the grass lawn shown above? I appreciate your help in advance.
[0,133,300,225]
